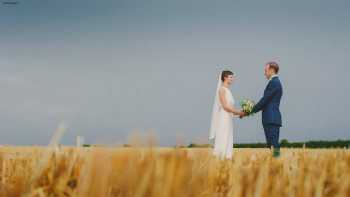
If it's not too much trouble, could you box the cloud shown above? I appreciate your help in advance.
[0,0,349,145]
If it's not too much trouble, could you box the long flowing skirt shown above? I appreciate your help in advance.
[213,112,234,159]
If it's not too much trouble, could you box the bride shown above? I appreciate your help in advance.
[209,70,244,159]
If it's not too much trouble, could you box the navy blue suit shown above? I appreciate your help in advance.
[252,76,283,149]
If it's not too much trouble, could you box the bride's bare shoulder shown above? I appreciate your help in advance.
[220,86,229,91]
[218,86,227,95]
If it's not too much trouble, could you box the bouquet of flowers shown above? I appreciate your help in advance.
[240,99,255,115]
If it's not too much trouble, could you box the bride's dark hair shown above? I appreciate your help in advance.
[221,70,234,82]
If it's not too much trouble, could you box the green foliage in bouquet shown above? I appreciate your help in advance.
[240,99,255,116]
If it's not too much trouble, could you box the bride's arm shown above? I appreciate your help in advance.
[219,88,244,116]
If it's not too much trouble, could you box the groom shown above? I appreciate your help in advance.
[242,62,283,157]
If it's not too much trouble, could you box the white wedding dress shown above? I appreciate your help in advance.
[210,86,235,160]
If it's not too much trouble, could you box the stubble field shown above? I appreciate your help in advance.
[0,146,349,197]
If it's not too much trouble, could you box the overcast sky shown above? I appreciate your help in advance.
[0,0,349,146]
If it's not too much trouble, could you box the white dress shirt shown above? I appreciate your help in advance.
[269,74,278,81]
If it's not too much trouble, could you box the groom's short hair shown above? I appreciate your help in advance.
[267,62,279,74]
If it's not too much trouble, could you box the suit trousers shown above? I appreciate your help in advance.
[263,124,280,149]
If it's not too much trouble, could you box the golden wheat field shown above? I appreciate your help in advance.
[0,146,349,197]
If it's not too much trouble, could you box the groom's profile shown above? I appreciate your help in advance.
[243,62,283,157]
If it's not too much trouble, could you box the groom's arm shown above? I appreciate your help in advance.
[252,82,279,113]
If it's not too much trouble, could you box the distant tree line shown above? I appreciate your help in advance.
[188,139,350,149]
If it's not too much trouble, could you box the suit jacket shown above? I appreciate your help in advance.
[252,76,283,126]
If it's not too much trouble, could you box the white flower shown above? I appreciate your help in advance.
[240,99,255,115]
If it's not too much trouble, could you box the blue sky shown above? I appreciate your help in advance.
[0,0,349,146]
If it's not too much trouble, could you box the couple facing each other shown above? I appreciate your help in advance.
[209,61,283,159]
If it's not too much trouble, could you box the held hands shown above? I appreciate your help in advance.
[239,111,247,119]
